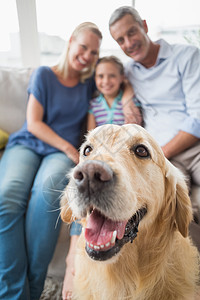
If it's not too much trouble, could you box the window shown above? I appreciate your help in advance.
[0,0,199,68]
[135,0,200,46]
[35,0,133,65]
[0,0,20,67]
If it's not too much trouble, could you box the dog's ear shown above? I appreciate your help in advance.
[164,159,193,237]
[60,202,74,223]
[175,179,193,237]
[60,195,75,224]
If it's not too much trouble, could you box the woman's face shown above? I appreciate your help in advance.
[68,30,101,72]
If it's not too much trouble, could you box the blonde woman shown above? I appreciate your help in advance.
[0,22,102,300]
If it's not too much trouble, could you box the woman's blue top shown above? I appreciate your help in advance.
[7,66,95,155]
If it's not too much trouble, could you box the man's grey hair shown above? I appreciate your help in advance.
[109,6,143,28]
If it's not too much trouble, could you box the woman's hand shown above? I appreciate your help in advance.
[63,143,79,165]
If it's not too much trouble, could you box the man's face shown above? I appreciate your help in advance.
[110,14,150,63]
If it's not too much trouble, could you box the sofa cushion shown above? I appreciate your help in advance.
[0,67,33,134]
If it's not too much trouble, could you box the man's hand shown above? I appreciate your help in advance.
[121,78,143,125]
[122,99,143,125]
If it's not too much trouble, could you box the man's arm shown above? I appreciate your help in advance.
[161,130,199,159]
[162,46,200,159]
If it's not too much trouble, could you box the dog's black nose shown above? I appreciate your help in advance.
[73,160,113,193]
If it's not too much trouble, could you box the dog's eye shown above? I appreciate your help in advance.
[134,145,150,158]
[83,145,93,156]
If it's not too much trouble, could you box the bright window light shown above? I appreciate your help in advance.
[0,0,19,52]
[0,0,200,67]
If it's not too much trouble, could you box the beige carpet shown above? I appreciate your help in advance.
[40,277,63,300]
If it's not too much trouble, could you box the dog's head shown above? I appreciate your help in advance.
[61,124,192,261]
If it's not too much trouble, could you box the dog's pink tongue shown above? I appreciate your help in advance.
[85,209,127,245]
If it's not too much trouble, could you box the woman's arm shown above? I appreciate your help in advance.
[26,94,79,164]
[87,113,97,131]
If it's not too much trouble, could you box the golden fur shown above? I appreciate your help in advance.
[61,124,199,300]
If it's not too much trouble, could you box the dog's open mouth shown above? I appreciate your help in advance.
[85,207,147,261]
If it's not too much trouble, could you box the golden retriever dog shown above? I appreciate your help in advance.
[61,124,199,300]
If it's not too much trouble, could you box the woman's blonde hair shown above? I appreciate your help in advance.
[55,22,102,82]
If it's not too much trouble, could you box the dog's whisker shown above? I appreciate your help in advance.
[47,207,62,213]
[55,212,62,229]
[59,202,72,212]
[43,188,65,196]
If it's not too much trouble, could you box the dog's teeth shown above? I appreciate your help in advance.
[94,245,100,250]
[111,230,117,244]
[87,233,117,251]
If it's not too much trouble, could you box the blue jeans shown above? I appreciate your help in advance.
[70,221,82,236]
[0,145,74,300]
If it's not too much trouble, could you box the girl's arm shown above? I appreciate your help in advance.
[26,93,79,164]
[62,235,79,300]
[121,79,143,125]
[87,112,97,131]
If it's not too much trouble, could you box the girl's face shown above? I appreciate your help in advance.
[68,30,101,73]
[95,62,124,99]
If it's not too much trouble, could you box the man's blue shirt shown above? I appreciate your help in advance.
[125,39,200,146]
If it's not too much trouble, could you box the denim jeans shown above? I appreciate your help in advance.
[70,221,82,236]
[0,145,74,300]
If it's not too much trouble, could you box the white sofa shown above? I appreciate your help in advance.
[0,66,200,282]
[0,67,70,282]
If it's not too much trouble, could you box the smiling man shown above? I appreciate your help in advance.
[109,6,200,251]
[110,11,158,68]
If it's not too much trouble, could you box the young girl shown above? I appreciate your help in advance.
[87,55,142,131]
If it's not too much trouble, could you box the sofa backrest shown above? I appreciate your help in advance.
[0,67,33,134]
